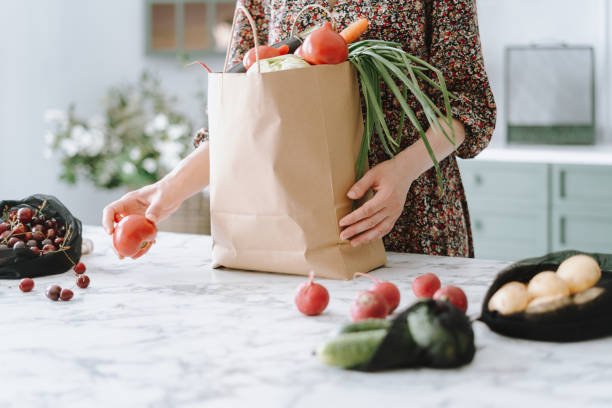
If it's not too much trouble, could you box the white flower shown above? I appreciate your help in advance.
[152,114,169,132]
[167,124,188,140]
[155,140,184,170]
[122,162,136,175]
[71,125,86,140]
[87,114,106,129]
[59,139,79,157]
[44,131,56,146]
[142,158,157,173]
[84,128,106,156]
[129,148,141,161]
[44,109,68,125]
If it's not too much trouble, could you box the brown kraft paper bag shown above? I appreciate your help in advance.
[206,7,386,279]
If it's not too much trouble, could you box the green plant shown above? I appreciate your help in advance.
[44,72,194,189]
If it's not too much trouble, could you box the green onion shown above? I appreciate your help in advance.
[348,40,455,190]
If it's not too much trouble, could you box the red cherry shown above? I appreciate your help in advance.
[60,288,74,301]
[73,262,87,274]
[19,278,35,292]
[17,207,33,223]
[76,275,90,289]
[46,285,62,301]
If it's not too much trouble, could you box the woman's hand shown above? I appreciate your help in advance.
[339,158,414,247]
[102,179,182,235]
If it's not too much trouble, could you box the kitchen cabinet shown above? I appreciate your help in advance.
[146,0,235,56]
[459,159,612,261]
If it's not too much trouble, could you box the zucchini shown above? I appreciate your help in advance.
[339,318,391,334]
[317,329,387,369]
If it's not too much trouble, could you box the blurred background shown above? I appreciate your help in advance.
[0,0,610,260]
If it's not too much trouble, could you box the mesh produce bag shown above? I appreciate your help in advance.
[0,194,82,279]
[480,250,612,342]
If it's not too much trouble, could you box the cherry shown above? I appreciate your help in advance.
[8,210,17,222]
[32,231,45,241]
[0,222,9,234]
[30,247,40,256]
[13,241,26,249]
[26,239,38,247]
[46,285,62,301]
[46,229,56,239]
[76,275,90,288]
[57,226,66,237]
[32,225,44,233]
[41,239,53,246]
[0,230,11,240]
[24,232,33,241]
[42,244,56,253]
[19,278,35,292]
[73,262,86,274]
[8,237,21,248]
[60,288,74,301]
[54,237,64,246]
[45,219,57,229]
[17,207,33,223]
[12,224,26,235]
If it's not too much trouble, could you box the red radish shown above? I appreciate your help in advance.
[295,271,329,316]
[354,272,400,312]
[433,285,468,313]
[412,273,441,298]
[350,290,389,322]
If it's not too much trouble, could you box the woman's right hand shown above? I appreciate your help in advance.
[102,179,182,235]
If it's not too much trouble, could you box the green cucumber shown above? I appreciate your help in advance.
[317,329,387,369]
[339,318,391,334]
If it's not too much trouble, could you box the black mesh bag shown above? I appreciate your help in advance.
[0,194,82,279]
[479,250,612,342]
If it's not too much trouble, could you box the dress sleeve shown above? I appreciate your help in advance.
[428,0,496,159]
[227,0,269,67]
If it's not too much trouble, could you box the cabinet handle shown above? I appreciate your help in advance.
[559,170,566,198]
[560,216,566,245]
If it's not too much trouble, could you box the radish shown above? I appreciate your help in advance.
[350,290,389,322]
[412,273,441,298]
[354,272,400,312]
[433,285,468,313]
[295,271,329,316]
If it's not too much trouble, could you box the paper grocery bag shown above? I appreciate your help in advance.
[207,62,386,279]
[206,8,386,280]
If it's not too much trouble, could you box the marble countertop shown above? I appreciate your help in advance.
[1,226,611,408]
[472,144,612,165]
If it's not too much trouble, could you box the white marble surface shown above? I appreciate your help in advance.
[1,226,611,408]
[474,144,612,165]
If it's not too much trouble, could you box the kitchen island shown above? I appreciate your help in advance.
[1,227,611,408]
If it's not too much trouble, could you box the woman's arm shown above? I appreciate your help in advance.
[338,119,465,246]
[102,142,210,234]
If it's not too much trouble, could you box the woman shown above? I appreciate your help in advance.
[103,0,496,257]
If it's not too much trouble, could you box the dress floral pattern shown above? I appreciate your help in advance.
[197,0,496,257]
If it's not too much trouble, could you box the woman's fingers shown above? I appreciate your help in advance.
[347,169,376,200]
[102,202,122,235]
[101,193,149,234]
[340,208,387,241]
[339,190,387,227]
[349,217,393,247]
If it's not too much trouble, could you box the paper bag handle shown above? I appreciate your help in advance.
[223,5,261,74]
[290,4,336,38]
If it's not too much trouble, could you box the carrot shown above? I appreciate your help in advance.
[339,18,369,44]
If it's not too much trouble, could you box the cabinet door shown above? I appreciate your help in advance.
[552,210,612,253]
[459,160,550,261]
[471,206,548,261]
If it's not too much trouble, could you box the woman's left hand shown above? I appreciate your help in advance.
[339,158,414,247]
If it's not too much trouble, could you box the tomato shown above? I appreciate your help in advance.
[112,214,157,259]
[300,22,348,65]
[243,44,290,70]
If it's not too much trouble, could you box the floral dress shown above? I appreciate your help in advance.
[195,0,496,257]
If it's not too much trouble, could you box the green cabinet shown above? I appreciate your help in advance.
[458,160,612,261]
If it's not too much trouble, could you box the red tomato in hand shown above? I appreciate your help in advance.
[112,214,157,259]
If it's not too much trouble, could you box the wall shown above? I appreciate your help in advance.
[477,0,609,146]
[0,0,609,225]
[0,0,223,225]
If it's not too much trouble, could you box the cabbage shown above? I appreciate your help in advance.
[246,54,310,75]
